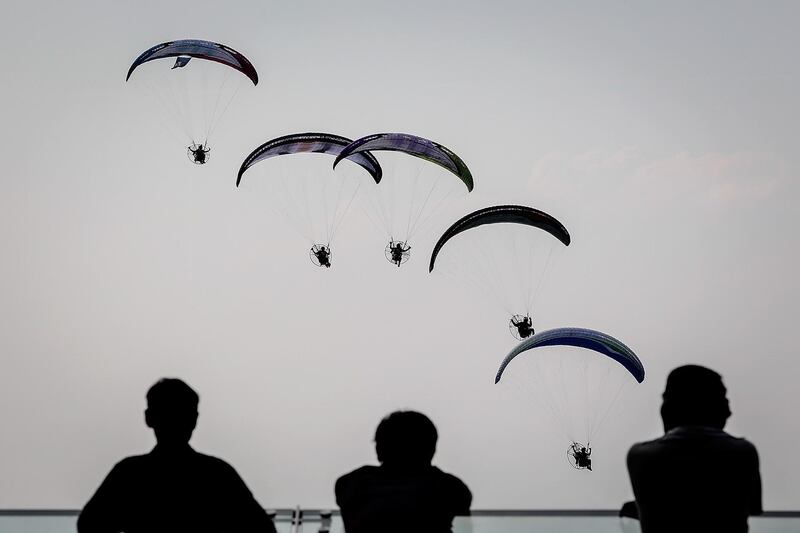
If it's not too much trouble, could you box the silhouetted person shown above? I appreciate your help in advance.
[511,315,534,339]
[314,245,332,268]
[335,411,471,533]
[78,378,276,533]
[388,242,409,267]
[189,144,209,164]
[569,443,591,470]
[627,365,762,533]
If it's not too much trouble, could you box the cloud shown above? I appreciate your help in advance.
[529,148,787,209]
[633,151,783,205]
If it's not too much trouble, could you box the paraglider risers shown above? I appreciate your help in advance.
[310,244,332,268]
[509,314,534,340]
[567,442,592,471]
[385,240,411,267]
[187,143,211,165]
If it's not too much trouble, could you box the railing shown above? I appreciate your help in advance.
[1,509,798,533]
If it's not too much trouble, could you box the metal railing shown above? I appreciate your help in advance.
[1,508,798,533]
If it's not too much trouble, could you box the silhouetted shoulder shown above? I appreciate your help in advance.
[99,454,151,484]
[434,468,472,511]
[111,450,242,478]
[336,464,380,484]
[335,465,471,513]
[190,451,244,473]
[113,453,149,469]
[628,427,758,461]
[336,465,371,490]
[336,465,470,494]
[628,427,761,484]
[335,465,381,504]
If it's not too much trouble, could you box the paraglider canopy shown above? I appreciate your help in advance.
[495,327,646,384]
[429,205,571,273]
[333,133,474,192]
[126,39,259,85]
[236,133,382,187]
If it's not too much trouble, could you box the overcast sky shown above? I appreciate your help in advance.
[0,0,797,510]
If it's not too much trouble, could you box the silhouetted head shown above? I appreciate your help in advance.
[145,378,199,446]
[660,365,731,432]
[375,410,438,469]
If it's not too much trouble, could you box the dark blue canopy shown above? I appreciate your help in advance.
[428,205,571,272]
[495,328,645,384]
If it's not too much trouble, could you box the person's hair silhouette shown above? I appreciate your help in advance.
[78,378,276,533]
[145,377,199,445]
[335,410,471,533]
[627,365,762,533]
[375,410,438,467]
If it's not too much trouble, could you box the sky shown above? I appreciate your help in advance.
[0,0,798,510]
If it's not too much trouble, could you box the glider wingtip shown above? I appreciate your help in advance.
[463,172,475,192]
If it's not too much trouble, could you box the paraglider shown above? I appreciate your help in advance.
[429,205,570,337]
[126,39,258,164]
[509,314,534,340]
[187,143,210,165]
[310,244,332,268]
[333,133,473,267]
[237,133,382,268]
[495,328,645,470]
[568,443,592,471]
[386,241,411,267]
